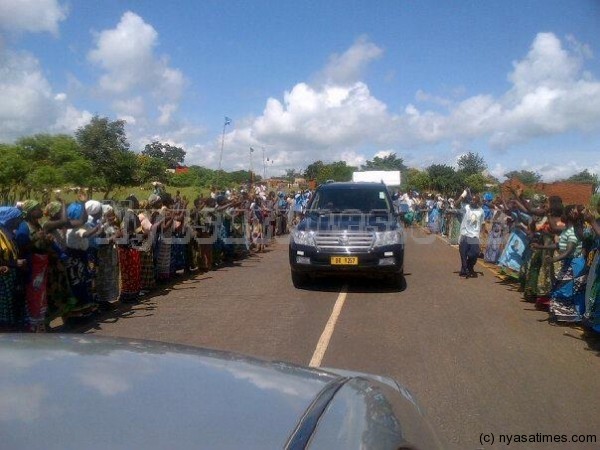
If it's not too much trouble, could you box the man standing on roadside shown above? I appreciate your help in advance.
[455,189,484,278]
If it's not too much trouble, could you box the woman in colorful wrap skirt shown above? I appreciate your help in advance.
[170,207,188,274]
[42,200,78,321]
[94,205,120,308]
[15,200,51,332]
[196,198,216,271]
[138,198,159,293]
[118,204,142,302]
[65,203,101,313]
[583,203,600,332]
[514,194,565,310]
[0,207,25,331]
[548,206,587,323]
[153,207,172,281]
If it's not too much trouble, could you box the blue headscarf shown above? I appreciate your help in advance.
[0,207,23,228]
[483,192,494,202]
[67,202,85,221]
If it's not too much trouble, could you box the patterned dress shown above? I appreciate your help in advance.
[95,225,119,303]
[118,211,142,301]
[15,221,49,331]
[549,226,587,322]
[584,234,600,332]
[138,211,156,291]
[0,226,18,329]
[155,211,173,281]
[65,227,95,310]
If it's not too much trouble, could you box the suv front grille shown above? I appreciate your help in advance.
[314,232,374,253]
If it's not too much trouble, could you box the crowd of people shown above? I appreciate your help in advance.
[413,187,600,333]
[0,183,302,332]
[2,180,598,335]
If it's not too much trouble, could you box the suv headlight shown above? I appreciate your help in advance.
[374,230,402,247]
[291,230,316,247]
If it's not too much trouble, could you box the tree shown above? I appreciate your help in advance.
[16,134,80,163]
[75,116,137,198]
[0,144,29,204]
[228,170,254,185]
[405,168,431,193]
[26,166,63,193]
[188,166,217,188]
[457,152,487,176]
[464,173,488,194]
[304,161,325,180]
[136,155,170,184]
[285,169,302,183]
[361,153,406,172]
[303,160,355,184]
[142,141,186,169]
[426,164,460,195]
[60,159,96,188]
[566,169,599,192]
[326,161,355,183]
[504,170,542,185]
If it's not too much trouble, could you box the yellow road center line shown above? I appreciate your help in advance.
[309,287,347,368]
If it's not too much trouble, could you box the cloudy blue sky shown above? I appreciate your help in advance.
[1,0,599,181]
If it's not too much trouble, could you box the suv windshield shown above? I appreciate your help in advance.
[309,187,391,213]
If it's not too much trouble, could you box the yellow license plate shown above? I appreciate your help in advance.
[330,256,358,265]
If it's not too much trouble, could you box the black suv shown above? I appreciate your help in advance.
[289,182,404,288]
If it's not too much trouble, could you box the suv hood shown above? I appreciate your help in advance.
[298,211,400,232]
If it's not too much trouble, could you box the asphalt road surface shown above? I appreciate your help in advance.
[81,227,600,450]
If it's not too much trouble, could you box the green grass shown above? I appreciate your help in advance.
[109,185,207,203]
[2,185,209,206]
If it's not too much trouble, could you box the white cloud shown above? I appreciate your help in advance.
[205,81,393,172]
[227,32,600,178]
[318,35,383,85]
[149,33,597,178]
[112,97,146,118]
[509,33,581,96]
[88,11,186,125]
[373,150,393,159]
[0,0,67,35]
[0,48,91,141]
[158,103,178,125]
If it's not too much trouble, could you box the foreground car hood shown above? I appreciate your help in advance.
[0,335,440,449]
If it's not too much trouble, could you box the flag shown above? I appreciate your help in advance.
[224,116,232,126]
[249,147,255,153]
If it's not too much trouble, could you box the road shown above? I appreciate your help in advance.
[81,227,600,450]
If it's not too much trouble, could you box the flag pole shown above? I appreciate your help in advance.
[249,147,254,186]
[217,117,231,187]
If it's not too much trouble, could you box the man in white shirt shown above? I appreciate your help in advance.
[456,189,484,278]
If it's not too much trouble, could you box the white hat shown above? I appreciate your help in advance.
[85,200,103,215]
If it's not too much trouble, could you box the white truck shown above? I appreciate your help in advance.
[352,170,401,186]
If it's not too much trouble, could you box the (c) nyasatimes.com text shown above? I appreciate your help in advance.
[479,432,597,446]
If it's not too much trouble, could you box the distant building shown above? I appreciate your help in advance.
[175,165,189,174]
[502,178,595,205]
[264,178,286,189]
